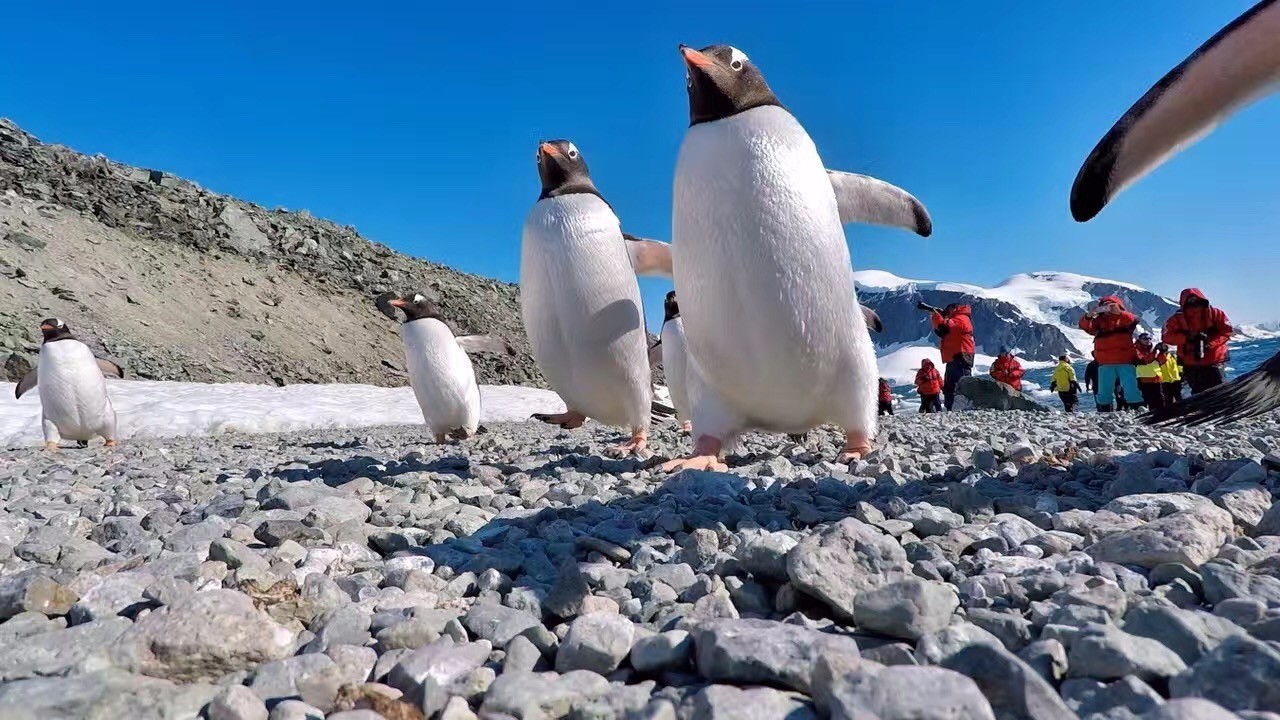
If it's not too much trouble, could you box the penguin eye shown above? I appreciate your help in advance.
[535,151,542,163]
[730,59,743,71]
[413,294,424,303]
[567,143,579,160]
[686,72,693,90]
[728,47,748,72]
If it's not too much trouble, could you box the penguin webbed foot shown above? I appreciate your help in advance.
[531,411,587,429]
[605,429,648,458]
[660,435,728,473]
[43,441,59,453]
[837,431,872,464]
[103,439,117,449]
[679,421,692,435]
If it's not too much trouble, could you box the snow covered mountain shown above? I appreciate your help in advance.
[857,271,1180,366]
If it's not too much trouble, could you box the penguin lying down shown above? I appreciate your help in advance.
[376,292,515,443]
[14,318,126,451]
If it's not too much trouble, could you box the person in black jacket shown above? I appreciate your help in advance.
[1084,352,1099,397]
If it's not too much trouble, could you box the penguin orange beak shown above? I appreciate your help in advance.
[680,45,714,70]
[539,142,560,158]
[40,323,53,332]
[389,298,408,308]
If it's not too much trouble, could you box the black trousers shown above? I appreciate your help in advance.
[919,394,942,413]
[1184,365,1226,395]
[878,400,894,416]
[943,358,973,410]
[1138,382,1165,411]
[1163,381,1183,405]
[1058,391,1078,412]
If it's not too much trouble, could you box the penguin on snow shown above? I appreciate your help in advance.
[521,139,674,456]
[14,318,125,451]
[376,292,514,443]
[664,44,931,472]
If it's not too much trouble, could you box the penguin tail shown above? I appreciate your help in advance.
[1141,351,1280,427]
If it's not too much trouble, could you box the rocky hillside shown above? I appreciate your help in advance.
[0,118,542,387]
[857,271,1181,361]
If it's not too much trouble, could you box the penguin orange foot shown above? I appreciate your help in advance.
[532,411,587,429]
[661,436,728,473]
[837,431,872,463]
[104,439,117,448]
[606,428,648,458]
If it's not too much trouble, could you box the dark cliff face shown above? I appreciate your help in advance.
[858,276,1180,362]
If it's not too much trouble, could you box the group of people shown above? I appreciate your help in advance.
[894,288,1232,414]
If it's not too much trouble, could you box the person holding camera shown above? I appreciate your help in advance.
[1078,295,1144,412]
[1162,288,1232,395]
[918,302,974,410]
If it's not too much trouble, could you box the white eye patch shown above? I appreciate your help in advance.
[412,294,424,303]
[567,142,579,159]
[728,47,748,70]
[53,318,64,327]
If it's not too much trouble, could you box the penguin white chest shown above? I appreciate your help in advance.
[38,340,114,440]
[520,194,651,427]
[401,319,480,435]
[660,318,691,422]
[673,106,867,426]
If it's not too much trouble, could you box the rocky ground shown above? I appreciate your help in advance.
[3,410,1280,719]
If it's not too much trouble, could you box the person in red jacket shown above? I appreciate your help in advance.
[1078,295,1144,412]
[877,378,894,416]
[989,348,1025,392]
[915,359,944,413]
[1162,288,1232,395]
[927,303,975,410]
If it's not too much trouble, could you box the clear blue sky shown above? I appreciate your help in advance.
[3,1,1277,327]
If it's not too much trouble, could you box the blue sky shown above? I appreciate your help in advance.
[3,1,1277,327]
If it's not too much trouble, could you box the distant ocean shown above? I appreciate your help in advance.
[894,336,1280,413]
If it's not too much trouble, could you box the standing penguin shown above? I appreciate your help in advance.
[666,44,932,471]
[14,318,124,451]
[657,291,692,434]
[1070,0,1280,426]
[521,139,673,455]
[376,292,513,443]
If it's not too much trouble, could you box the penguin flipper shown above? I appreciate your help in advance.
[622,234,674,278]
[456,335,516,356]
[827,171,932,237]
[96,359,125,379]
[14,371,36,399]
[861,306,883,333]
[1142,350,1280,427]
[1070,0,1280,222]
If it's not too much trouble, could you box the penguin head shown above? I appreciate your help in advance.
[663,291,680,323]
[376,292,444,323]
[680,44,781,126]
[536,140,598,200]
[38,317,73,343]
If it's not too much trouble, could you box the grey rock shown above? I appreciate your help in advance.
[387,638,491,716]
[209,684,270,720]
[555,612,636,674]
[811,655,997,720]
[0,616,131,681]
[0,669,217,720]
[1018,639,1069,685]
[0,573,77,621]
[481,669,611,718]
[1121,604,1245,665]
[1143,699,1241,719]
[630,629,693,674]
[942,644,1077,720]
[1066,625,1187,682]
[852,577,959,641]
[463,602,539,649]
[247,654,343,711]
[786,518,910,619]
[1086,504,1234,569]
[956,375,1049,412]
[1063,676,1163,719]
[690,685,817,720]
[694,617,862,693]
[269,700,326,720]
[915,622,1006,665]
[1170,635,1280,713]
[503,635,544,674]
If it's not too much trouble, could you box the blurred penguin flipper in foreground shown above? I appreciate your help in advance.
[1143,351,1280,426]
[1070,0,1280,222]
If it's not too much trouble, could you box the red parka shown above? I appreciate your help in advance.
[990,354,1024,391]
[930,306,975,363]
[1079,296,1140,365]
[915,359,943,395]
[878,380,893,403]
[1162,288,1232,366]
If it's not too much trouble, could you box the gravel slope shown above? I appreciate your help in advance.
[3,411,1280,719]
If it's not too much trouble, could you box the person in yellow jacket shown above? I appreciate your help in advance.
[1049,355,1080,412]
[1157,343,1183,406]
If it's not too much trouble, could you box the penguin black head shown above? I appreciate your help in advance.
[663,291,680,323]
[680,44,782,126]
[536,140,600,201]
[375,292,444,323]
[39,317,73,343]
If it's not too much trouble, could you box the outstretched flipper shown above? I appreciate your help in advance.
[96,359,125,379]
[456,335,516,356]
[1071,0,1280,221]
[1143,351,1280,427]
[861,306,883,333]
[14,371,36,399]
[623,234,674,278]
[827,171,932,237]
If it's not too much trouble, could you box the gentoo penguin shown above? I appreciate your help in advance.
[14,318,124,451]
[664,44,932,471]
[656,291,692,434]
[1070,0,1280,427]
[375,292,513,442]
[521,139,673,455]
